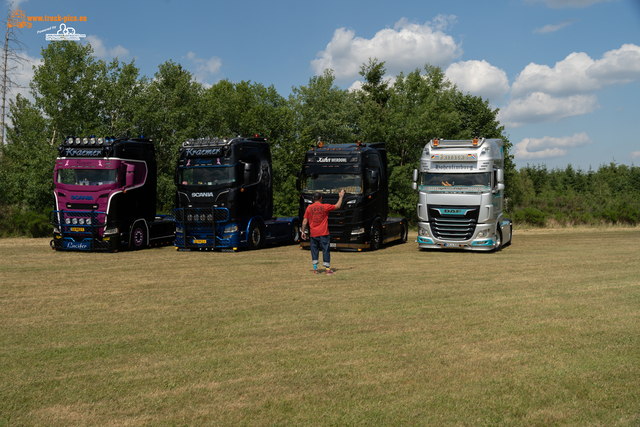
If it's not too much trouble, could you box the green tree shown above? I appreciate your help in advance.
[135,61,203,211]
[384,65,460,217]
[290,69,358,146]
[355,58,389,143]
[1,94,53,211]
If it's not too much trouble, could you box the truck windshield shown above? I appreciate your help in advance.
[179,166,236,187]
[57,168,118,186]
[420,172,491,192]
[303,173,363,194]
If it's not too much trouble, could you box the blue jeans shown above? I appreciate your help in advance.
[310,235,331,268]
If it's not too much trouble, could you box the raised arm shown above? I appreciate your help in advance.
[335,189,346,209]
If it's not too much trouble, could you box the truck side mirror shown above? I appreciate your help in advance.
[125,163,135,187]
[412,169,418,182]
[496,168,504,183]
[244,163,253,184]
[497,183,505,191]
[412,182,417,191]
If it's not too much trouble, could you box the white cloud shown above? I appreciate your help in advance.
[511,52,598,98]
[527,0,615,8]
[312,16,462,80]
[533,19,578,34]
[85,35,129,59]
[445,60,510,102]
[586,44,640,85]
[501,44,640,127]
[186,52,222,86]
[514,132,593,160]
[511,45,640,98]
[498,92,600,128]
[631,151,640,160]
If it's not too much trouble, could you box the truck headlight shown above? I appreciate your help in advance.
[346,200,356,207]
[418,227,428,236]
[72,218,78,225]
[224,225,238,233]
[65,218,71,225]
[477,229,489,238]
[351,227,364,235]
[104,226,119,235]
[86,218,91,226]
[78,218,85,225]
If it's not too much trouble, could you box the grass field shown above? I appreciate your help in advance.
[1,228,639,426]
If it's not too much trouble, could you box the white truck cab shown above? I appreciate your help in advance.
[412,138,512,251]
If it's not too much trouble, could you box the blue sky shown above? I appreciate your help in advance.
[8,0,640,171]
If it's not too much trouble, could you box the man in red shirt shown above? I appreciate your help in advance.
[301,189,345,275]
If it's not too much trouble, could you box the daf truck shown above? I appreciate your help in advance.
[298,141,407,251]
[411,138,512,251]
[50,137,175,251]
[173,136,300,251]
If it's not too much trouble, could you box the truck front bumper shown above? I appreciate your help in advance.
[51,233,118,252]
[416,222,497,251]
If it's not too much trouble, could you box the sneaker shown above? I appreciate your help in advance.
[313,269,318,274]
[326,269,335,275]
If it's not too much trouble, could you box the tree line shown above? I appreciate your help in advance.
[509,163,640,226]
[2,41,634,237]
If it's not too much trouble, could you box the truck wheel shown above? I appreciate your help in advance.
[290,219,301,244]
[401,222,408,243]
[493,228,503,252]
[248,222,265,250]
[370,221,382,251]
[130,221,147,250]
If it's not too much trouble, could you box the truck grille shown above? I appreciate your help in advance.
[172,207,229,248]
[428,205,479,241]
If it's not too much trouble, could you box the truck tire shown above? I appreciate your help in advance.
[248,222,265,250]
[130,221,147,250]
[493,228,503,252]
[401,221,408,243]
[290,219,301,244]
[370,220,382,251]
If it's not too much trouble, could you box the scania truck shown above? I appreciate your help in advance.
[297,141,407,251]
[411,138,512,251]
[173,136,300,251]
[50,137,175,251]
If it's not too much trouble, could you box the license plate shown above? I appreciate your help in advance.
[445,243,459,247]
[193,239,207,244]
[70,227,85,232]
[330,243,336,248]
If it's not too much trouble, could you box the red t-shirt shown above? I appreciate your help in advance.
[304,203,336,237]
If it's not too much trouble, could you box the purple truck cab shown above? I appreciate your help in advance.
[50,137,174,251]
